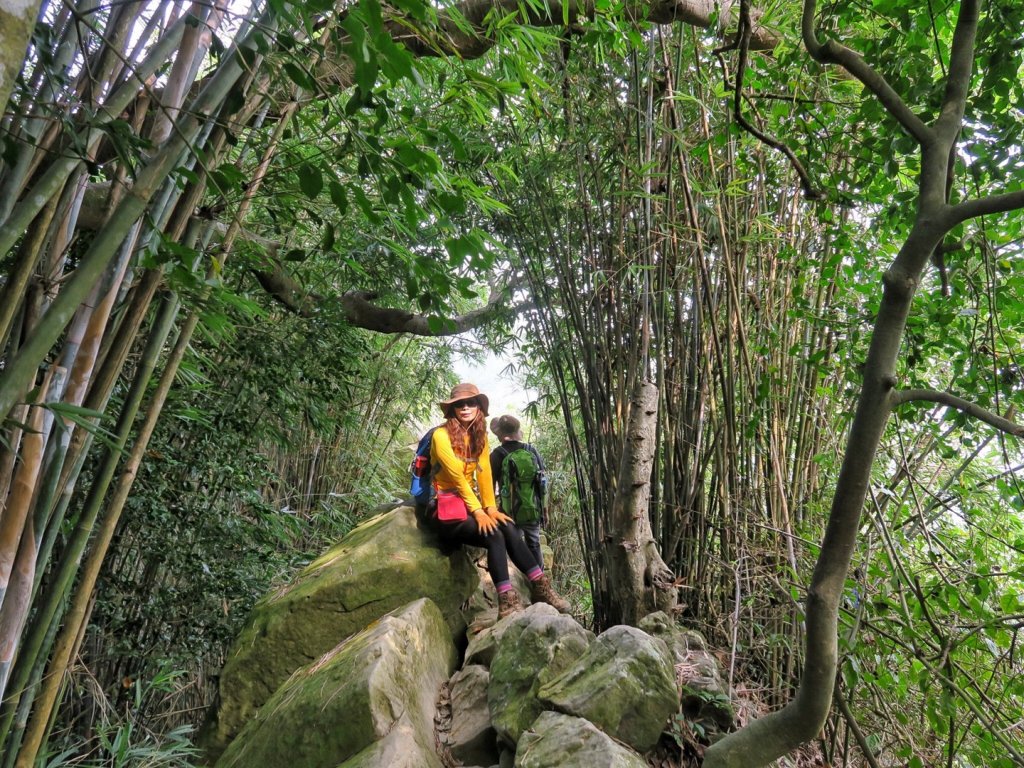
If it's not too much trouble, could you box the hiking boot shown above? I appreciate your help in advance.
[498,589,524,619]
[530,575,570,613]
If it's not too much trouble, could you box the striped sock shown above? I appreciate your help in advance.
[496,581,513,593]
[527,567,543,582]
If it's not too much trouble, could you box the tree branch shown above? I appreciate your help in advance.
[251,260,321,318]
[337,288,525,335]
[800,0,931,145]
[934,0,980,141]
[726,0,823,200]
[947,188,1024,226]
[310,0,780,91]
[891,388,1024,438]
[251,259,530,335]
[833,678,882,768]
[400,0,780,55]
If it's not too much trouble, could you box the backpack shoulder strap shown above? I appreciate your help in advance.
[524,443,544,467]
[422,425,440,447]
[494,444,510,476]
[425,425,442,474]
[523,443,546,504]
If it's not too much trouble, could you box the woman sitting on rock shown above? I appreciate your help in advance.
[430,382,569,619]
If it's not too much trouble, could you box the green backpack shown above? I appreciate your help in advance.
[499,447,543,524]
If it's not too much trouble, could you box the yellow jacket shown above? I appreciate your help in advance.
[431,426,496,513]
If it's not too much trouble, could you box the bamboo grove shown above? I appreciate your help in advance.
[1,0,1024,766]
[488,3,1024,763]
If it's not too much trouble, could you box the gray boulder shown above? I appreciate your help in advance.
[514,712,647,768]
[464,610,519,668]
[204,507,478,758]
[538,625,677,751]
[446,665,500,767]
[638,611,734,735]
[638,610,710,658]
[214,598,455,768]
[337,720,441,768]
[677,649,734,735]
[487,604,594,745]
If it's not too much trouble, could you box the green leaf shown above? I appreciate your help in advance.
[44,402,123,453]
[297,162,323,199]
[351,186,380,223]
[283,61,317,92]
[329,181,349,213]
[444,235,474,266]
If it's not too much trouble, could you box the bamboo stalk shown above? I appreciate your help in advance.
[0,6,269,425]
[0,14,190,254]
[0,193,63,357]
[3,294,179,757]
[7,82,287,751]
[0,295,179,746]
[0,406,30,523]
[13,297,191,768]
[0,368,57,697]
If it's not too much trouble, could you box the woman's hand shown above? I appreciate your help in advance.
[473,508,498,535]
[487,507,514,526]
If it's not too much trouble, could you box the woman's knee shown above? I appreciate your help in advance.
[485,534,507,554]
[497,523,519,543]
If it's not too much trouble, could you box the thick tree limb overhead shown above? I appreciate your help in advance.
[78,187,516,335]
[250,259,321,317]
[252,257,526,335]
[948,188,1024,225]
[338,288,522,334]
[235,221,530,334]
[801,0,929,144]
[312,0,779,87]
[392,0,780,57]
[892,388,1024,437]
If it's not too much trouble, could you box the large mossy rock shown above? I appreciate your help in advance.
[446,665,499,767]
[538,625,677,752]
[205,508,478,758]
[464,608,517,668]
[638,611,734,737]
[335,721,441,768]
[215,598,455,768]
[487,604,594,746]
[638,611,710,660]
[514,712,647,768]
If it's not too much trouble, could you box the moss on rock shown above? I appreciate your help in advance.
[215,598,455,768]
[515,712,647,768]
[204,508,478,759]
[538,625,677,751]
[487,605,594,746]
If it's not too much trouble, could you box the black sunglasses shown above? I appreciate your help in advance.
[452,399,479,409]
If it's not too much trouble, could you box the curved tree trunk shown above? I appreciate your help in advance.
[704,0,1024,764]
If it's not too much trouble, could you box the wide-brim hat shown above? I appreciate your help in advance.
[438,382,489,416]
[490,415,522,440]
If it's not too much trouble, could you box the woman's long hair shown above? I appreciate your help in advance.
[444,408,487,461]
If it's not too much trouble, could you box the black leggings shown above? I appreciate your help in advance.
[436,516,538,584]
